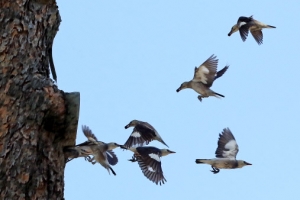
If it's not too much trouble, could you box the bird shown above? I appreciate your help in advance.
[122,146,175,185]
[195,128,252,174]
[124,120,169,148]
[176,54,229,102]
[228,15,276,45]
[66,125,121,175]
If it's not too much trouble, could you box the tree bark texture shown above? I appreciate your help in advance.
[0,0,79,199]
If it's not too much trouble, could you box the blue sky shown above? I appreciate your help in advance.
[55,1,299,200]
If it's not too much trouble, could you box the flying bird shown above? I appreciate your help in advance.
[124,120,169,148]
[195,128,251,174]
[66,125,121,175]
[228,15,276,45]
[123,146,175,185]
[176,54,229,102]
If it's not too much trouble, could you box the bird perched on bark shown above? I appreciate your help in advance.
[176,54,229,102]
[124,120,169,148]
[228,15,276,45]
[65,125,121,175]
[122,146,175,185]
[195,128,251,174]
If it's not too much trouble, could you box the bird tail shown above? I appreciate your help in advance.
[109,166,116,176]
[213,92,225,98]
[195,159,212,164]
[267,25,276,28]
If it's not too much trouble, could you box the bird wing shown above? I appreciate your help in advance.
[215,128,239,159]
[106,150,118,166]
[239,25,249,42]
[82,125,98,143]
[136,147,166,185]
[123,123,156,148]
[237,16,253,24]
[250,29,263,45]
[193,55,218,87]
[214,65,229,81]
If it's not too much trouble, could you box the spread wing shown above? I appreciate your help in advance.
[237,16,253,24]
[136,147,166,185]
[193,55,218,87]
[239,25,249,42]
[214,66,229,81]
[250,29,263,45]
[82,125,98,143]
[215,128,239,159]
[123,123,156,148]
[106,150,118,166]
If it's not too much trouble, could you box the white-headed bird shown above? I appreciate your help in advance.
[176,55,229,102]
[228,15,276,45]
[195,128,251,174]
[124,120,169,148]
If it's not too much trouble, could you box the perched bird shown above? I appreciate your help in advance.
[124,120,169,148]
[176,55,229,102]
[123,146,175,185]
[66,125,121,175]
[228,15,276,45]
[195,128,251,174]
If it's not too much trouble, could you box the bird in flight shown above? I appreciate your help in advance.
[228,15,276,45]
[195,128,251,174]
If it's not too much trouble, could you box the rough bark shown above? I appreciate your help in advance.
[0,0,78,199]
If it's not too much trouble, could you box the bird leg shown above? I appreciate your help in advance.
[198,95,208,102]
[128,156,137,162]
[211,166,220,174]
[84,155,92,162]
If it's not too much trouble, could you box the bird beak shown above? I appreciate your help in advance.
[169,150,176,154]
[228,31,232,36]
[245,161,252,165]
[119,145,128,150]
[176,86,181,92]
[124,124,130,129]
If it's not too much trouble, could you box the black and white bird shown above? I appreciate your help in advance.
[195,128,251,174]
[66,125,121,175]
[123,146,175,185]
[176,55,229,102]
[228,15,276,45]
[124,120,169,148]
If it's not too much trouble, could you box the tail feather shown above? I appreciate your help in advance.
[214,92,225,98]
[195,159,207,164]
[267,25,276,28]
[109,166,116,176]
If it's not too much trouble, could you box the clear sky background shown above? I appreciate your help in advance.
[55,1,299,200]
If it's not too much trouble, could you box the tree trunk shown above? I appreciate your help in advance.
[0,0,79,199]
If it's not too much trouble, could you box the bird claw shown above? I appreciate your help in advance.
[84,156,92,162]
[198,96,202,102]
[211,167,220,174]
[128,156,137,162]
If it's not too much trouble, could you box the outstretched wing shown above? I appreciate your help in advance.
[123,123,156,148]
[82,125,98,143]
[136,147,166,185]
[193,55,218,87]
[214,65,229,81]
[215,128,239,159]
[250,29,263,45]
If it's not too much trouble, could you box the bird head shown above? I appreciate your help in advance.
[125,120,138,129]
[176,82,189,92]
[238,160,252,168]
[160,149,176,156]
[228,24,239,36]
[107,142,121,150]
